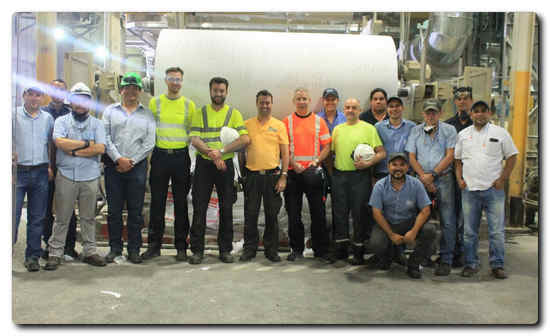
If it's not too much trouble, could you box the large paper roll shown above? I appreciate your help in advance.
[155,29,398,120]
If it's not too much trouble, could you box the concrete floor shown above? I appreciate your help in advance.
[12,226,539,324]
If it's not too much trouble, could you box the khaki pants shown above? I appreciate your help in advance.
[48,174,99,258]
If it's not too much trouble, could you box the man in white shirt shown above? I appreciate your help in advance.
[455,101,518,279]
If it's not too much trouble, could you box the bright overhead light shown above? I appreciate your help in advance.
[54,27,66,40]
[95,46,107,59]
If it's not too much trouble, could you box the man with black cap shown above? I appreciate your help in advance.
[406,99,458,276]
[13,85,54,272]
[42,79,79,260]
[455,100,518,279]
[103,72,156,264]
[368,152,435,279]
[45,82,107,270]
[444,86,474,267]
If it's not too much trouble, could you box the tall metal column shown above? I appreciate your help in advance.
[508,12,535,227]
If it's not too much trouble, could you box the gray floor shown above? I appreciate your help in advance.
[12,225,539,324]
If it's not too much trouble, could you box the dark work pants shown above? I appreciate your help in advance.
[190,156,235,254]
[332,169,372,246]
[284,170,329,256]
[43,168,77,253]
[105,159,147,254]
[369,219,437,267]
[148,148,191,251]
[243,172,282,255]
[453,173,465,256]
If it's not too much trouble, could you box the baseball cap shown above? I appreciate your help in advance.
[387,96,403,105]
[454,86,473,99]
[322,88,339,99]
[423,99,441,112]
[388,152,408,164]
[471,100,489,111]
[120,72,143,89]
[23,86,43,95]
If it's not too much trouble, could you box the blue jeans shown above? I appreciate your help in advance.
[104,160,147,254]
[14,166,49,260]
[435,173,457,264]
[462,187,506,269]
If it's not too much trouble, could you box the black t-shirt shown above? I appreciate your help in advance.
[359,108,388,125]
[445,113,473,134]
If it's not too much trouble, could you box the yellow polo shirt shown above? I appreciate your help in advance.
[244,116,289,171]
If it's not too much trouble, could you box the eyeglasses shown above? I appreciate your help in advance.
[166,77,182,83]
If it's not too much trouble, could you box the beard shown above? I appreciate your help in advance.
[72,110,89,122]
[390,171,405,180]
[211,95,226,105]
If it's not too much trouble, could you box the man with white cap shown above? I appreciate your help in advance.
[13,85,54,272]
[45,82,107,270]
[455,100,518,279]
[405,98,458,276]
[330,97,385,265]
[103,72,156,264]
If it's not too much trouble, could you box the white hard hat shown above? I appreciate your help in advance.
[69,82,92,98]
[353,143,375,162]
[220,126,240,145]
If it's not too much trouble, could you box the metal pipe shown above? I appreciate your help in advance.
[419,27,427,84]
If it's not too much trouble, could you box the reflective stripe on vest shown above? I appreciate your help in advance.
[155,97,190,145]
[200,106,234,130]
[288,113,321,161]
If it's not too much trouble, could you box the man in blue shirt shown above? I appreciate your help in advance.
[103,73,156,264]
[42,79,78,260]
[405,99,458,276]
[13,86,54,272]
[368,152,435,279]
[45,83,107,270]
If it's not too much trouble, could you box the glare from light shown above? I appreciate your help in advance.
[54,27,66,41]
[95,46,107,59]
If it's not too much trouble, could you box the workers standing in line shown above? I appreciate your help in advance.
[368,152,436,279]
[238,90,289,262]
[103,72,156,264]
[283,88,332,263]
[189,77,250,264]
[141,67,197,262]
[405,99,458,276]
[13,86,54,272]
[455,100,518,279]
[45,83,107,270]
[330,98,385,265]
[42,79,79,260]
[444,87,474,268]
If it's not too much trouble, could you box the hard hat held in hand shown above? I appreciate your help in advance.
[220,127,240,145]
[353,143,375,162]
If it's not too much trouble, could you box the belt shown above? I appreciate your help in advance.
[154,147,188,154]
[248,168,279,175]
[17,163,49,171]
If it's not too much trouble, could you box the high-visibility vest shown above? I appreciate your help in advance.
[151,95,192,149]
[288,113,329,164]
[196,105,234,144]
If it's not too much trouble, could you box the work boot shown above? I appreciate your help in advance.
[286,250,304,261]
[265,253,282,263]
[435,263,451,276]
[24,258,40,272]
[316,254,335,264]
[105,250,122,263]
[44,256,62,271]
[239,249,256,262]
[127,252,143,264]
[141,247,161,260]
[82,254,107,267]
[219,252,234,263]
[491,267,508,279]
[189,252,204,265]
[176,250,188,262]
[350,245,365,265]
[461,266,480,278]
[407,264,422,279]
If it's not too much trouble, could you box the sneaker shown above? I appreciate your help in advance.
[175,250,188,262]
[239,250,256,262]
[461,266,480,278]
[141,247,161,260]
[64,249,79,260]
[189,253,204,265]
[452,254,465,268]
[407,265,422,279]
[265,253,282,263]
[105,250,122,263]
[44,256,62,271]
[491,267,508,279]
[219,252,234,263]
[24,258,40,272]
[127,252,142,264]
[82,254,107,267]
[435,263,451,276]
[287,250,304,261]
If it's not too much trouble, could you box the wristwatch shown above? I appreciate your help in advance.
[220,148,225,155]
[281,171,288,176]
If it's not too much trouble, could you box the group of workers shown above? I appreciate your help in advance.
[13,66,518,280]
